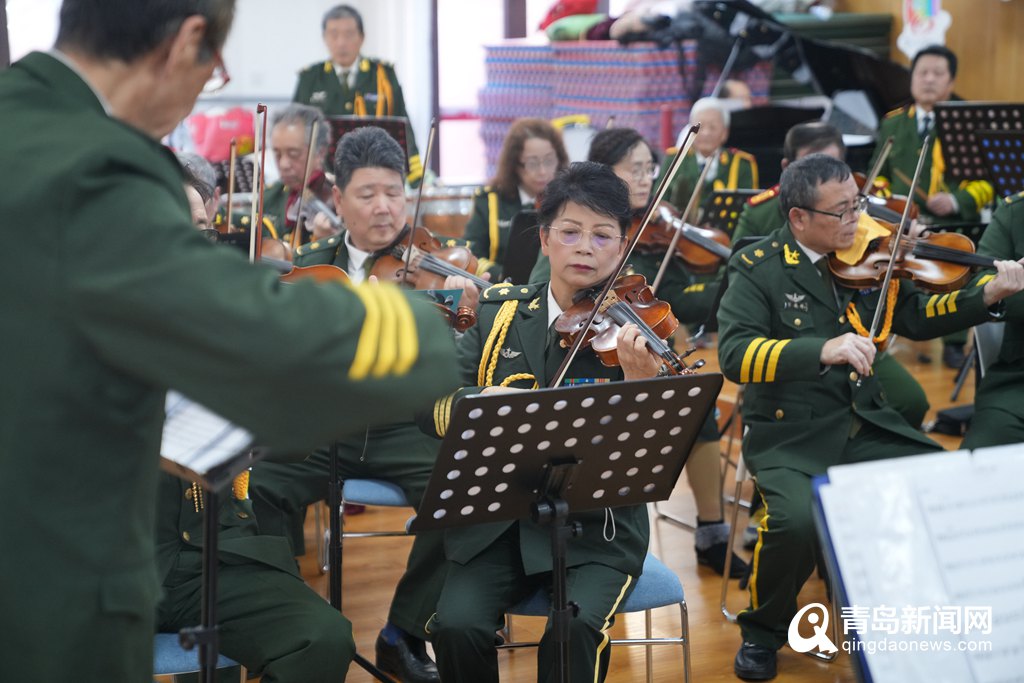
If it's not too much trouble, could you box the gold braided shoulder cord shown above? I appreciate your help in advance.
[845,280,900,343]
[478,300,519,386]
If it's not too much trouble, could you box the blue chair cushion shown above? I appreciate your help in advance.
[153,633,240,675]
[509,554,683,617]
[343,479,409,507]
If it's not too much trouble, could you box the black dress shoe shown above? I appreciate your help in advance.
[696,540,750,579]
[375,633,440,683]
[734,641,777,680]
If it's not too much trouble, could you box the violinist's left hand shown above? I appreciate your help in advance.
[444,273,489,312]
[907,218,928,239]
[310,212,341,241]
[926,192,957,217]
[617,324,663,380]
[982,258,1024,306]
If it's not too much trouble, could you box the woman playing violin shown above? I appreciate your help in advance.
[535,127,746,576]
[427,163,657,683]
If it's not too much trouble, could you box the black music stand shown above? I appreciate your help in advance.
[159,393,265,683]
[933,102,1024,185]
[411,374,723,683]
[503,209,542,284]
[703,189,761,237]
[976,129,1024,199]
[327,115,410,175]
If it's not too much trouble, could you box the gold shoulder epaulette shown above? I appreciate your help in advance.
[294,233,341,257]
[884,105,908,120]
[1006,190,1024,204]
[735,238,779,269]
[748,186,779,206]
[480,283,541,303]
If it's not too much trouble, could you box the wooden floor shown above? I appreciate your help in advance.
[229,337,973,682]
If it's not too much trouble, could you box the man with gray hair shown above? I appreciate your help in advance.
[717,153,1024,680]
[662,96,759,212]
[265,103,335,245]
[177,150,220,227]
[293,4,423,186]
[0,1,461,679]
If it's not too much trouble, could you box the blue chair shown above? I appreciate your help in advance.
[153,633,242,680]
[314,478,413,573]
[499,554,690,683]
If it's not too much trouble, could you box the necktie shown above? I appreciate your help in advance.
[815,257,831,282]
[921,113,933,136]
[544,322,565,385]
[339,69,351,95]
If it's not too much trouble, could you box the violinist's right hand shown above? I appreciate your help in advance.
[820,333,876,376]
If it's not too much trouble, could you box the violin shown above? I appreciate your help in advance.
[853,170,919,224]
[554,274,703,374]
[629,203,731,273]
[828,219,995,293]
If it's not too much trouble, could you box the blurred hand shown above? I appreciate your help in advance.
[819,333,876,375]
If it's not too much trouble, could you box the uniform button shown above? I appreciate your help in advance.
[774,408,785,419]
[345,102,353,111]
[794,318,802,326]
[184,488,193,500]
[880,391,887,400]
[237,512,249,519]
[839,315,846,324]
[771,241,779,248]
[849,371,858,381]
[182,531,191,542]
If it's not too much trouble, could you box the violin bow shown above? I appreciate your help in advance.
[289,119,320,252]
[860,136,893,196]
[856,133,933,387]
[548,124,701,389]
[249,103,268,263]
[400,118,438,287]
[225,137,236,232]
[651,154,714,293]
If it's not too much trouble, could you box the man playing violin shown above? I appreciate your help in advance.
[423,162,661,683]
[962,191,1024,449]
[0,1,461,680]
[293,4,423,186]
[718,154,1024,681]
[264,103,337,245]
[251,125,480,683]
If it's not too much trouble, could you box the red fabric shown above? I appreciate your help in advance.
[186,107,254,162]
[538,0,598,30]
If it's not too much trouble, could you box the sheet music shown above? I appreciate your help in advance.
[817,448,1024,683]
[161,391,253,478]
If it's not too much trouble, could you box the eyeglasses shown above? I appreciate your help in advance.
[797,194,868,223]
[548,225,623,250]
[628,163,659,181]
[202,50,231,94]
[519,155,559,173]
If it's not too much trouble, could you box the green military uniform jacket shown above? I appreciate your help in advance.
[463,186,531,277]
[421,283,649,577]
[660,146,759,212]
[0,52,458,682]
[870,104,994,224]
[732,185,782,243]
[293,57,422,186]
[156,473,297,584]
[717,224,1001,476]
[965,193,1024,441]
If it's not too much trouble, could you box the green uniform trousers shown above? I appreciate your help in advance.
[430,526,636,683]
[873,351,930,429]
[738,422,942,649]
[249,423,445,637]
[157,551,353,682]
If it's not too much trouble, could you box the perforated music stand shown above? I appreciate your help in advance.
[703,189,761,237]
[411,373,723,683]
[976,129,1024,199]
[933,101,1024,184]
[326,115,410,174]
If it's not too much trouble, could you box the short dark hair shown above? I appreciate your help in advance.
[783,122,845,162]
[322,4,364,35]
[538,162,632,236]
[779,154,852,215]
[333,127,406,190]
[176,151,217,203]
[587,128,658,167]
[56,0,234,62]
[272,104,330,157]
[912,44,957,79]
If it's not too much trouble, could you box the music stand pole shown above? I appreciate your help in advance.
[178,488,221,683]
